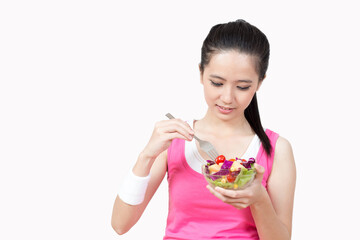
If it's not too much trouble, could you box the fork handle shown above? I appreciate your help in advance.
[165,113,175,119]
[192,135,201,142]
[165,113,200,141]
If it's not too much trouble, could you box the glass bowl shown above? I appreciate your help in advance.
[201,163,256,190]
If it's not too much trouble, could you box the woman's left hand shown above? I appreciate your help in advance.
[206,163,266,209]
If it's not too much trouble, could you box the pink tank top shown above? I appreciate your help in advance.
[164,129,279,240]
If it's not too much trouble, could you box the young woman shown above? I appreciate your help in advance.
[111,19,296,240]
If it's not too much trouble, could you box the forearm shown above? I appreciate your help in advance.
[111,151,166,235]
[250,187,291,240]
[132,151,156,176]
[111,195,145,235]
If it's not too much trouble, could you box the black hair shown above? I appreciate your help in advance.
[200,19,272,156]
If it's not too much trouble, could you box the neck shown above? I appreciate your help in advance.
[199,109,254,137]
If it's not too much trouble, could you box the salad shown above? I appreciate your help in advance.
[202,155,256,189]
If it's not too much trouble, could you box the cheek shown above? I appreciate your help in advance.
[203,85,218,105]
[203,84,216,97]
[238,91,256,108]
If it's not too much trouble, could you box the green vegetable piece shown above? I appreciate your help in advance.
[234,168,255,187]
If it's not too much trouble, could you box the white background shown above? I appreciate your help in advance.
[1,0,359,239]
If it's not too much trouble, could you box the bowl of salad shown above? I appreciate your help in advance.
[202,155,256,190]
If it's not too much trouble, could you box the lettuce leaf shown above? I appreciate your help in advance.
[234,167,255,187]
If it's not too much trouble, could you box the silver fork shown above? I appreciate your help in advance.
[165,113,219,162]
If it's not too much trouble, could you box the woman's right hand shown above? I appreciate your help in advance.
[141,118,195,160]
[114,119,193,234]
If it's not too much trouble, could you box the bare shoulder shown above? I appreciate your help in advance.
[268,135,296,187]
[274,136,293,159]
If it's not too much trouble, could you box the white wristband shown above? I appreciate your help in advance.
[118,168,151,205]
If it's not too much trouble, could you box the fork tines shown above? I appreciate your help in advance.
[207,149,219,161]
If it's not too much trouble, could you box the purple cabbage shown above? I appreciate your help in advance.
[206,160,215,166]
[216,160,233,175]
[231,170,241,177]
[221,160,233,170]
[208,160,233,180]
[204,165,210,174]
[241,162,251,169]
[242,158,256,169]
[209,175,219,181]
[215,169,229,177]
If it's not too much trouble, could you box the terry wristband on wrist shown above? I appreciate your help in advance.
[118,168,151,205]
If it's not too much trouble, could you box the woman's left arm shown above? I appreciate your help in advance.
[251,136,296,240]
[207,136,296,240]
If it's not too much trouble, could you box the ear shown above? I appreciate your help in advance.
[256,75,265,91]
[199,63,204,85]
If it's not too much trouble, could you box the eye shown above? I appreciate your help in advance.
[210,80,222,87]
[237,86,250,90]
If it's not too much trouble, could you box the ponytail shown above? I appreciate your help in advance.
[245,93,272,156]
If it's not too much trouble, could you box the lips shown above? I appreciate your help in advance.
[218,105,233,110]
[216,104,235,114]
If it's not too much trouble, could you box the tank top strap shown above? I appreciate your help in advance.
[166,138,185,180]
[255,129,279,188]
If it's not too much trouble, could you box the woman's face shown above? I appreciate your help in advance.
[200,50,262,121]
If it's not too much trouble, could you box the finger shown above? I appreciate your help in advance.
[254,163,265,183]
[168,118,195,135]
[207,186,248,204]
[162,126,193,141]
[161,122,194,140]
[184,121,194,133]
[214,187,251,199]
[232,203,249,209]
[166,132,193,142]
[206,185,228,202]
[159,119,194,135]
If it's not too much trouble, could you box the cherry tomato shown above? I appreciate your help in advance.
[215,155,226,164]
[226,173,236,183]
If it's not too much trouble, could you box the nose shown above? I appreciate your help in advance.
[220,86,234,104]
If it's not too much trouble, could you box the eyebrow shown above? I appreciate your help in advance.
[209,74,253,83]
